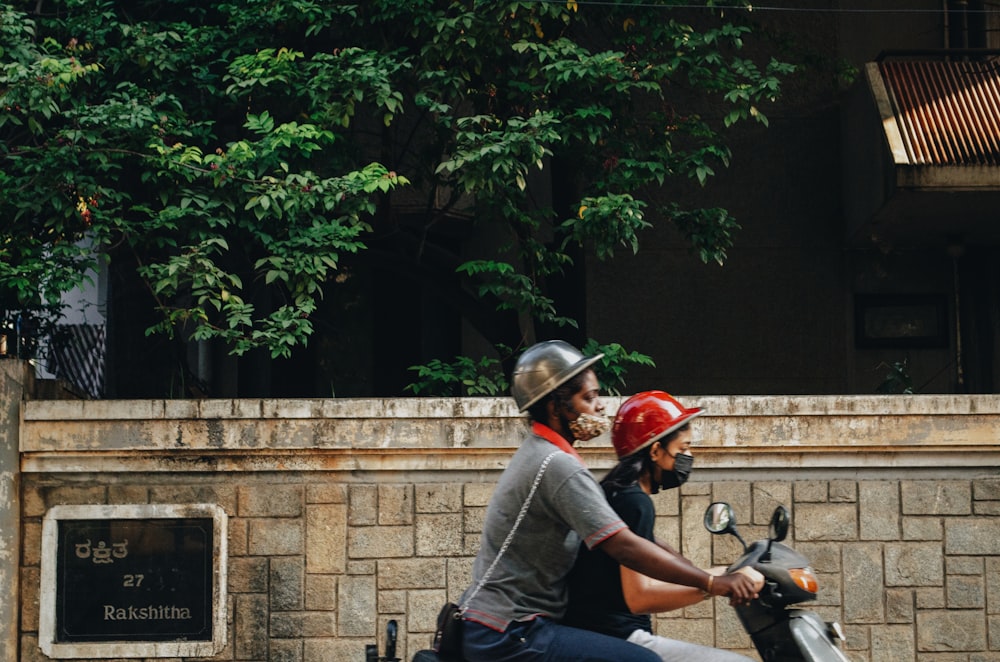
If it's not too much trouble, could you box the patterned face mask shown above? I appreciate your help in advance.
[568,413,611,441]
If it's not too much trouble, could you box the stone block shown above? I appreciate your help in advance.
[794,480,828,502]
[306,503,347,574]
[19,567,38,631]
[714,603,753,649]
[415,484,462,513]
[270,611,336,638]
[795,541,842,574]
[378,485,413,525]
[710,482,751,515]
[680,495,711,564]
[306,482,347,504]
[229,516,249,555]
[814,571,843,607]
[377,558,446,589]
[902,516,942,541]
[379,588,406,614]
[463,532,481,556]
[338,575,376,637]
[229,556,268,593]
[408,589,446,633]
[679,481,710,497]
[349,485,378,525]
[945,518,1000,555]
[886,588,914,623]
[915,587,946,609]
[902,481,971,515]
[21,486,45,518]
[269,638,303,662]
[415,514,463,557]
[752,481,792,525]
[683,595,713,618]
[40,485,107,508]
[711,532,746,567]
[973,479,1000,501]
[947,556,983,575]
[990,614,1000,652]
[947,575,984,609]
[917,610,986,652]
[871,624,915,660]
[829,480,857,503]
[973,501,1000,515]
[304,574,336,610]
[843,544,884,623]
[21,521,41,567]
[349,525,414,559]
[988,559,1000,615]
[463,481,495,507]
[149,482,239,512]
[446,557,474,601]
[108,484,149,504]
[794,503,857,541]
[679,616,715,648]
[271,556,305,610]
[249,518,304,556]
[885,543,943,587]
[235,593,269,659]
[842,624,870,653]
[652,516,680,552]
[464,505,486,534]
[349,559,376,574]
[305,638,369,662]
[859,481,899,540]
[238,484,303,517]
[655,486,680,515]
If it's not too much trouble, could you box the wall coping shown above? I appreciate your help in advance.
[22,394,1000,421]
[19,395,1000,475]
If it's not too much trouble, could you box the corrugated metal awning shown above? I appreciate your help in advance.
[845,54,1000,248]
[871,57,1000,167]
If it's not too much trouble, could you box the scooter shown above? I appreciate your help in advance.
[406,502,850,662]
[704,501,850,662]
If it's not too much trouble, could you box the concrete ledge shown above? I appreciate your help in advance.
[21,395,1000,447]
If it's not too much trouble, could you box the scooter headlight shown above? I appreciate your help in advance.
[788,567,818,593]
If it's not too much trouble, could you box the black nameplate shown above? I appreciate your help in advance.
[55,518,213,643]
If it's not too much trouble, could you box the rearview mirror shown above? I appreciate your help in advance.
[704,502,736,535]
[769,505,790,542]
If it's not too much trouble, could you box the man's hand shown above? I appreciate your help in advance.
[733,566,765,592]
[712,571,759,605]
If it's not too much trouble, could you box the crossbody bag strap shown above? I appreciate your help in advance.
[459,450,561,611]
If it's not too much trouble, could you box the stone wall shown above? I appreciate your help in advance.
[14,394,1000,661]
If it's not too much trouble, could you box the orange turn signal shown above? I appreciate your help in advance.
[788,567,818,593]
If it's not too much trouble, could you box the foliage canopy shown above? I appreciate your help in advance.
[0,0,792,395]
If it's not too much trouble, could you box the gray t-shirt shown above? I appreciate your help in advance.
[461,432,626,630]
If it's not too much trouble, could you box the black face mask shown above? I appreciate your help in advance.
[658,453,694,491]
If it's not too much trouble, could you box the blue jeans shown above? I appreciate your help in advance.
[462,617,661,662]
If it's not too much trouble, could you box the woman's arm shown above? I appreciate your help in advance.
[620,565,725,614]
[599,528,758,602]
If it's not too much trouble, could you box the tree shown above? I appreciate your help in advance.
[0,0,791,397]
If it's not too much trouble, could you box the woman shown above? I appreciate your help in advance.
[564,390,760,661]
[458,342,759,661]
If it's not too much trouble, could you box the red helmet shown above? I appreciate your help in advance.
[611,391,704,459]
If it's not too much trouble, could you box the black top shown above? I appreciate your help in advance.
[563,483,654,638]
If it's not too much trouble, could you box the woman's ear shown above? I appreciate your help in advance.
[648,440,663,460]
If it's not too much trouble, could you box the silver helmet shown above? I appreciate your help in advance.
[511,340,604,412]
